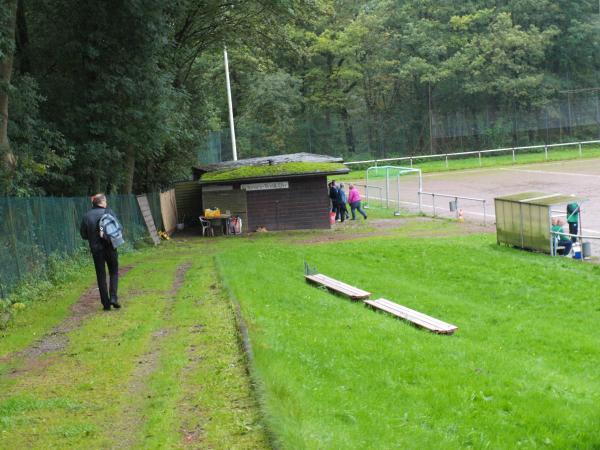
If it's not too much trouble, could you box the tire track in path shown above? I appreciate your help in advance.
[1,265,134,376]
[111,262,192,450]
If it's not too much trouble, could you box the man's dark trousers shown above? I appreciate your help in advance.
[92,246,118,308]
[568,221,578,242]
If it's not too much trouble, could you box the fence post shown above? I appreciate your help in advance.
[455,197,459,219]
[579,142,583,157]
[445,155,449,168]
[544,145,548,160]
[483,200,487,226]
[395,173,401,216]
[478,152,482,166]
[385,167,389,209]
[432,194,436,217]
[410,158,413,168]
[365,170,369,208]
[512,148,516,162]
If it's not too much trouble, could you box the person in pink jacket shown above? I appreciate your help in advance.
[348,184,367,220]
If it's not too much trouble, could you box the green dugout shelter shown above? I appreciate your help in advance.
[494,192,584,254]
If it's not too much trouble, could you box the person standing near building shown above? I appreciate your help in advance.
[80,193,121,310]
[337,183,349,222]
[329,181,339,219]
[566,201,580,242]
[348,184,368,220]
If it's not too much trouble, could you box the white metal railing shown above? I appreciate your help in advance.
[550,230,599,258]
[418,191,488,225]
[344,139,600,168]
[353,183,383,209]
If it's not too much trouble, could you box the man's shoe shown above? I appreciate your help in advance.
[103,306,111,311]
[111,301,121,309]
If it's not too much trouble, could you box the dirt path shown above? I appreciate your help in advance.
[112,262,192,450]
[0,265,133,376]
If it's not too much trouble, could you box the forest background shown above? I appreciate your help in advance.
[0,0,599,196]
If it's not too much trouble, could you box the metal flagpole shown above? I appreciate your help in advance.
[223,46,238,161]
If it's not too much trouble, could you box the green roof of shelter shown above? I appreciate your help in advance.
[200,161,349,183]
[495,192,585,206]
[495,192,545,202]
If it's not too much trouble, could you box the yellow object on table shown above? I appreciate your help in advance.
[204,208,221,218]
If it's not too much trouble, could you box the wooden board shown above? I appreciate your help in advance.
[305,274,371,300]
[160,189,177,234]
[364,298,457,334]
[137,194,160,245]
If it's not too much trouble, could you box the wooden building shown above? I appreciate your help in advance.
[196,153,350,232]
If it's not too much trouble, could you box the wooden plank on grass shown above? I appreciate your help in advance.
[364,298,457,334]
[137,194,161,245]
[305,274,371,300]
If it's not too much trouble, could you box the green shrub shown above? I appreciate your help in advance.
[0,249,88,330]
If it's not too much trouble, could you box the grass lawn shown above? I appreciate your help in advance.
[0,243,267,449]
[215,221,600,448]
[2,216,600,448]
[335,145,600,181]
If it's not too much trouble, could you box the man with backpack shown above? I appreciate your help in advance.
[80,193,125,310]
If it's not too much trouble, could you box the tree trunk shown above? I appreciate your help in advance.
[0,0,17,170]
[124,147,135,194]
[15,0,29,74]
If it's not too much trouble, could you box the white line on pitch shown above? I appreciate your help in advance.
[499,168,600,178]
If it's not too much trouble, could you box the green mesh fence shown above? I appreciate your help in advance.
[201,90,600,162]
[0,194,161,298]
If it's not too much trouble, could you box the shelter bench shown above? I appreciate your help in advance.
[305,274,371,300]
[364,298,457,334]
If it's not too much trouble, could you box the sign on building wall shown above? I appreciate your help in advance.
[241,181,289,191]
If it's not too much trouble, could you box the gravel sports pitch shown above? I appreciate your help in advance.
[361,158,600,238]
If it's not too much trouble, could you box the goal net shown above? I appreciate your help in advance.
[364,166,422,214]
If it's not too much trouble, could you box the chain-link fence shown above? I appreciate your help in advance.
[0,193,163,298]
[201,89,600,163]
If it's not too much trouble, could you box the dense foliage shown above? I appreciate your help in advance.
[0,1,598,195]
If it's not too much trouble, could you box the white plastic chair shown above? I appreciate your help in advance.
[199,217,214,237]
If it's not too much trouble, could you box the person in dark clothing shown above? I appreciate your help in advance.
[566,202,580,242]
[329,181,339,219]
[337,183,349,222]
[80,193,121,310]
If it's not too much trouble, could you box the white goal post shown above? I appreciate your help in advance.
[365,166,423,215]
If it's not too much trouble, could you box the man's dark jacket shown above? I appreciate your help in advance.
[329,186,339,204]
[80,205,115,253]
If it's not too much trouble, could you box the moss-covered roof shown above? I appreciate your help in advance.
[495,192,584,205]
[200,162,349,183]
